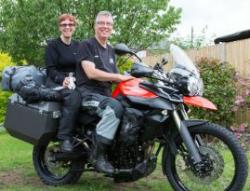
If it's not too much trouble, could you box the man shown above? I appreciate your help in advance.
[76,11,134,174]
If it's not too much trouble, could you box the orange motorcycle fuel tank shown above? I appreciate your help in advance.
[112,78,173,110]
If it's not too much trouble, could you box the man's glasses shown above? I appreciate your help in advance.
[60,23,75,28]
[96,21,113,27]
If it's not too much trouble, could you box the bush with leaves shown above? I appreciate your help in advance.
[117,55,134,74]
[0,91,11,124]
[0,53,15,74]
[190,58,237,127]
[229,74,250,147]
[0,53,14,124]
[232,74,250,112]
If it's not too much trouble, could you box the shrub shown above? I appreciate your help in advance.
[110,56,134,91]
[230,74,250,144]
[189,58,237,127]
[0,53,15,77]
[0,53,14,124]
[0,91,11,123]
[116,55,134,74]
[233,74,250,111]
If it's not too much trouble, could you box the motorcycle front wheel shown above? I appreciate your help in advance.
[33,139,85,186]
[163,123,248,191]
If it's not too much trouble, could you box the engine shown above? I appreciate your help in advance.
[110,140,145,169]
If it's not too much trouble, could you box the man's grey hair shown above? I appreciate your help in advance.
[95,11,113,23]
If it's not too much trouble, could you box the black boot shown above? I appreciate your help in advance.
[95,140,114,175]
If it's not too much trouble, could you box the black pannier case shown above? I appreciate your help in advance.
[4,94,61,145]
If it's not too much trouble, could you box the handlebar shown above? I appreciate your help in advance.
[130,62,171,83]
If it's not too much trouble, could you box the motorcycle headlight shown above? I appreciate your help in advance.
[176,76,204,96]
[187,76,204,96]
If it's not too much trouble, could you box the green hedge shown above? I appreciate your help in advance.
[0,53,14,124]
[0,91,11,123]
[190,58,236,127]
[117,56,133,74]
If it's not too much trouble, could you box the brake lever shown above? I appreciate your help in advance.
[153,62,165,72]
[153,63,160,70]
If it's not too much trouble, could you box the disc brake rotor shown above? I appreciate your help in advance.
[185,146,224,184]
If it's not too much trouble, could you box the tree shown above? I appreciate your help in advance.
[0,0,181,65]
[170,26,215,50]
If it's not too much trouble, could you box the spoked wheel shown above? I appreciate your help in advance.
[163,123,248,191]
[33,139,85,185]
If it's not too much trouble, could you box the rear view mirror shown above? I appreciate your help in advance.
[114,43,132,55]
[114,43,142,62]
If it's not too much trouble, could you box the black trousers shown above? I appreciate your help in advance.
[57,88,81,140]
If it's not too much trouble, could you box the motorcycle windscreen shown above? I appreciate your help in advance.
[183,96,217,110]
[112,78,158,99]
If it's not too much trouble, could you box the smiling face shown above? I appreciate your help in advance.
[59,18,76,39]
[94,15,113,41]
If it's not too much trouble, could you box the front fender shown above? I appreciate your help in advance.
[183,96,217,110]
[162,119,208,175]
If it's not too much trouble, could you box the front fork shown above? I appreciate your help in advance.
[172,107,202,164]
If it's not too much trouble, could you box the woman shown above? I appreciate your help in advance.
[45,13,81,152]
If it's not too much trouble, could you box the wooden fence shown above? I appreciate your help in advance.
[186,39,250,77]
[143,38,250,77]
[142,39,250,125]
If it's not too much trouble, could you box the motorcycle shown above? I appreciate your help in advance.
[4,44,248,191]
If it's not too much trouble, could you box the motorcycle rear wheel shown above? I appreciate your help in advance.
[33,139,84,186]
[163,123,248,191]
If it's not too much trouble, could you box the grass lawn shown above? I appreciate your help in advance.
[0,132,249,191]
